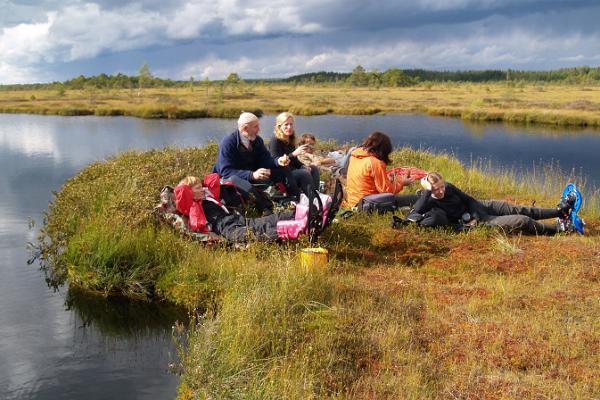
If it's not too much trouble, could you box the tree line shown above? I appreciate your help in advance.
[285,65,600,86]
[2,64,600,91]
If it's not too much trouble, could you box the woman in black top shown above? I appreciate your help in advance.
[268,112,320,195]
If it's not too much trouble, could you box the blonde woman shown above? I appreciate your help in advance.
[268,112,320,196]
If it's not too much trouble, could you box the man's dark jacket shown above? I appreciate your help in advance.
[213,130,279,181]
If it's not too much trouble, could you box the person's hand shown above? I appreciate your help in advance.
[252,168,271,180]
[466,219,479,227]
[402,175,416,186]
[391,173,415,186]
[292,144,310,157]
[278,154,290,166]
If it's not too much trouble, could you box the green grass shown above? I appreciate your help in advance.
[39,145,600,399]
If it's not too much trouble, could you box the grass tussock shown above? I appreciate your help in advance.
[39,145,600,398]
[2,83,600,129]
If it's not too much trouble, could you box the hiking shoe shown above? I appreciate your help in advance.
[556,219,567,233]
[557,192,577,217]
[391,215,408,229]
[556,217,580,234]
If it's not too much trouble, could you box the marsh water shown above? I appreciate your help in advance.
[1,113,599,399]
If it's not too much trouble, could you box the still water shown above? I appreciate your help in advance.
[1,113,599,399]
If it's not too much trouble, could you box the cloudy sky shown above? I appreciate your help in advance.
[1,0,599,84]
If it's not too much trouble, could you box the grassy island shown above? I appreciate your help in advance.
[3,82,600,129]
[39,145,599,399]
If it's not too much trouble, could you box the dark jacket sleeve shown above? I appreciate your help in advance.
[268,137,285,157]
[216,134,252,181]
[447,183,485,219]
[269,137,302,169]
[255,137,279,169]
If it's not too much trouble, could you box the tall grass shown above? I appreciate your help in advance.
[3,83,600,129]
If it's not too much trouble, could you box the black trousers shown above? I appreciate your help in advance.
[418,200,560,235]
[213,210,295,242]
[223,175,273,212]
[357,193,419,213]
[479,200,560,235]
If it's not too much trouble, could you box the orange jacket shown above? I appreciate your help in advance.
[343,148,404,207]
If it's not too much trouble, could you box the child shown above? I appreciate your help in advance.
[296,133,340,170]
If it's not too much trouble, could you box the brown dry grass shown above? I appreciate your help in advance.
[2,82,600,127]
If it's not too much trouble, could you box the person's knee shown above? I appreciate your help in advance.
[511,215,530,229]
[226,175,251,191]
[310,165,320,179]
[488,215,530,233]
[294,169,314,191]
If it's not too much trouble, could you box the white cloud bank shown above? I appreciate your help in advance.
[0,0,599,83]
[177,29,600,80]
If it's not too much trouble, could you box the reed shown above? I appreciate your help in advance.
[2,82,600,129]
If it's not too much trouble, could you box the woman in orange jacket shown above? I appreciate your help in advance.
[343,131,418,212]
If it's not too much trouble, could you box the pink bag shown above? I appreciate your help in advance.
[276,194,332,240]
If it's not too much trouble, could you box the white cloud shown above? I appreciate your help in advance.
[560,54,586,62]
[0,62,43,84]
[0,1,599,83]
[173,25,600,81]
[0,16,54,64]
[415,0,521,11]
[166,1,219,39]
[49,3,166,61]
[0,0,326,83]
[179,55,254,79]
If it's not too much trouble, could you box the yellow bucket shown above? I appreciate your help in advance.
[300,247,329,271]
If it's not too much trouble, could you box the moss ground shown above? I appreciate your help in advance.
[39,145,600,399]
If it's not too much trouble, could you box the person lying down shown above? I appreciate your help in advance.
[403,172,577,235]
[174,175,333,243]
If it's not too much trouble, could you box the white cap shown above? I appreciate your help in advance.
[237,112,258,127]
[420,176,432,191]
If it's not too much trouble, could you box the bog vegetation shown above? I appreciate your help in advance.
[2,65,600,128]
[38,144,600,399]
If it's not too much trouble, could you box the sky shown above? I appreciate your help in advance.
[1,0,600,84]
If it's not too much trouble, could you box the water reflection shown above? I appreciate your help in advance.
[1,112,600,399]
[462,120,487,138]
[65,288,189,338]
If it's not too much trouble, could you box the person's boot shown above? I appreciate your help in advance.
[557,192,577,218]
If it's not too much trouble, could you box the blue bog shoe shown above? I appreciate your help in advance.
[557,183,585,234]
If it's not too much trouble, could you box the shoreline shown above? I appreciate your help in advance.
[2,105,600,129]
[2,82,600,129]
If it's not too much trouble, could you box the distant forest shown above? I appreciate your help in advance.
[2,65,600,91]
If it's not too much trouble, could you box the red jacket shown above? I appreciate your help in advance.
[174,173,222,232]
